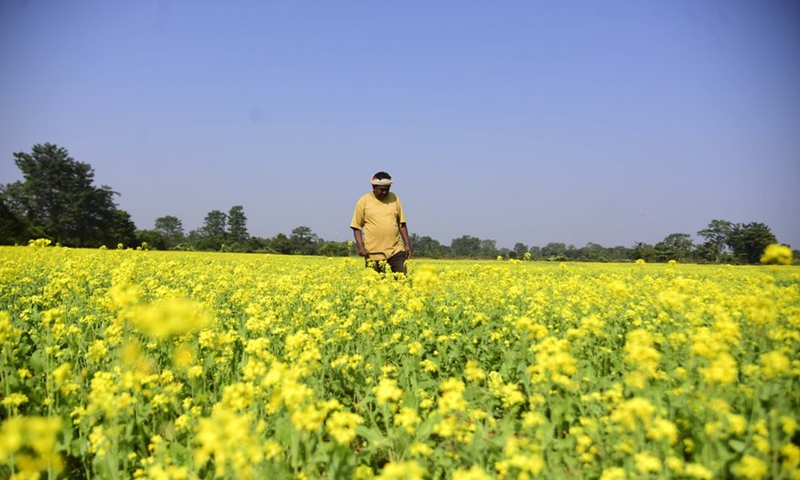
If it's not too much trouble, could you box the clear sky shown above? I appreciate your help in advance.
[2,0,799,249]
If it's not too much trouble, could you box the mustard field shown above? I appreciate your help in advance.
[1,246,799,480]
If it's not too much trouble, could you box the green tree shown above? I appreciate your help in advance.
[227,205,249,245]
[513,242,529,259]
[0,197,42,244]
[2,143,134,247]
[136,229,166,250]
[564,244,580,260]
[319,241,349,257]
[154,215,185,250]
[542,242,567,260]
[246,236,271,253]
[479,239,498,259]
[269,233,292,254]
[727,222,777,264]
[410,234,444,258]
[608,245,633,261]
[579,242,607,262]
[102,209,138,248]
[196,210,227,251]
[184,230,202,251]
[450,235,482,258]
[654,233,694,262]
[698,219,733,263]
[290,226,319,255]
[632,242,656,262]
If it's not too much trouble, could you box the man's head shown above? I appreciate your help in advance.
[370,171,392,200]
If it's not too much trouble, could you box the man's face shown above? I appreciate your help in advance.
[372,184,390,200]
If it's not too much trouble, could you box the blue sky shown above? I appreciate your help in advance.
[2,0,799,249]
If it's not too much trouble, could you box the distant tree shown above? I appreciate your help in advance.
[542,242,567,259]
[654,233,694,262]
[698,219,733,263]
[290,226,319,255]
[632,242,656,262]
[203,210,227,236]
[652,242,673,263]
[411,234,444,258]
[608,245,633,262]
[196,210,227,250]
[692,242,718,264]
[270,233,293,254]
[563,244,579,260]
[528,246,543,260]
[2,143,135,247]
[579,242,607,262]
[154,215,185,250]
[513,242,529,258]
[0,197,41,244]
[136,229,166,250]
[319,241,349,257]
[450,235,482,258]
[227,205,249,245]
[245,236,271,253]
[183,229,201,250]
[727,222,777,264]
[102,209,138,248]
[479,239,498,258]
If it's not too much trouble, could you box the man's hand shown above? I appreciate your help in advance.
[352,228,368,257]
[399,223,412,260]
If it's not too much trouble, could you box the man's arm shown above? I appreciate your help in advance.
[399,223,412,259]
[351,228,368,257]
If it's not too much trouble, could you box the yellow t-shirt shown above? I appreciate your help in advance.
[350,192,406,260]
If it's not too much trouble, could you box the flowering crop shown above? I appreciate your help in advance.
[1,246,799,479]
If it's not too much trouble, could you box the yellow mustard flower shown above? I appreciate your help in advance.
[0,416,63,475]
[761,244,793,265]
[732,455,767,480]
[374,378,403,406]
[131,298,212,339]
[634,452,661,474]
[453,465,493,480]
[326,410,363,445]
[394,407,421,434]
[761,350,790,378]
[376,461,426,480]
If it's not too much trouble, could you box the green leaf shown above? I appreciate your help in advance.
[274,417,294,445]
[29,348,47,373]
[416,413,441,438]
[355,425,386,445]
[70,437,89,456]
[728,439,746,453]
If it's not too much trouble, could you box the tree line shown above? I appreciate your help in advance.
[2,143,795,264]
[429,219,787,265]
[137,213,350,257]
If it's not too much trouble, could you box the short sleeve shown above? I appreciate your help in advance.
[350,197,366,230]
[396,196,406,224]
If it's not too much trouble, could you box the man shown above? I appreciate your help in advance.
[350,171,412,274]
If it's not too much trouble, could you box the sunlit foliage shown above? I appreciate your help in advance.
[1,247,798,479]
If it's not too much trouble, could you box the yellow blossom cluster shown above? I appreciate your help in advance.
[0,246,798,479]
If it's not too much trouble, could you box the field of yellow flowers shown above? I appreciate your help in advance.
[1,246,799,480]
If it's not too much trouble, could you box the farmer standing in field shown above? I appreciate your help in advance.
[350,171,412,274]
